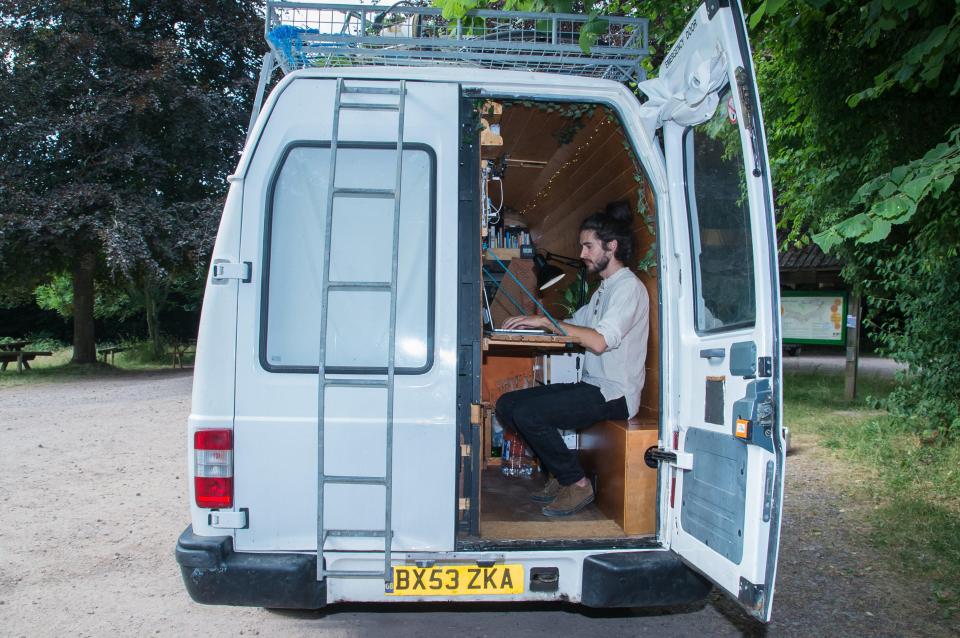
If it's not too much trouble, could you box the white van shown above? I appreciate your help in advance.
[176,0,785,622]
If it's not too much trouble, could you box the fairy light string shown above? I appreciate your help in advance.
[519,117,612,218]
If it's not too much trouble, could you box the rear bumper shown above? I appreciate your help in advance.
[176,525,710,610]
[175,526,326,609]
[581,551,712,608]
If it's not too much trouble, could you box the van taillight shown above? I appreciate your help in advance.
[194,429,233,509]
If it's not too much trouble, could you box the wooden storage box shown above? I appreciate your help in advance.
[579,418,659,535]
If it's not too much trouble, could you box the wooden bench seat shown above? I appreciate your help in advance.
[579,418,659,535]
[97,346,127,364]
[0,350,54,372]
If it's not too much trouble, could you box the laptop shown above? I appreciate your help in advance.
[482,283,550,336]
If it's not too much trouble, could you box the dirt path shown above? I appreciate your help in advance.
[1,373,956,637]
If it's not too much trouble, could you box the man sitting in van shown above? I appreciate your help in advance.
[496,201,649,517]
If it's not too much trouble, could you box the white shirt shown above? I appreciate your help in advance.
[569,266,649,417]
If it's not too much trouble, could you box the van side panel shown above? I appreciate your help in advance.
[189,182,243,536]
[231,79,460,553]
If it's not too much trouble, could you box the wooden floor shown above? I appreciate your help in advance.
[479,468,628,540]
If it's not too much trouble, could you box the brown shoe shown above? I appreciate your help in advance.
[530,476,560,504]
[542,481,594,517]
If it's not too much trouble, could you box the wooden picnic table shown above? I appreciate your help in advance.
[169,339,197,369]
[97,346,128,364]
[0,340,29,352]
[0,350,53,372]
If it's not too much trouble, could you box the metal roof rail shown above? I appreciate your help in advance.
[264,1,648,83]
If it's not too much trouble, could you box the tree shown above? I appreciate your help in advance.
[0,0,263,362]
[750,1,960,436]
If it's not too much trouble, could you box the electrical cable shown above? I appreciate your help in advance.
[490,176,504,215]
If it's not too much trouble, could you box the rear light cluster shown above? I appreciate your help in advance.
[194,429,233,509]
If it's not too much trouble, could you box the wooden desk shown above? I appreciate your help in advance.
[482,332,578,352]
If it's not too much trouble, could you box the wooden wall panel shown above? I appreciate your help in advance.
[535,166,636,250]
[516,117,619,223]
[515,116,615,213]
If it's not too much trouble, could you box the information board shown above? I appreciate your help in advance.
[781,291,847,346]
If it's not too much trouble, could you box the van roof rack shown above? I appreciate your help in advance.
[265,1,648,84]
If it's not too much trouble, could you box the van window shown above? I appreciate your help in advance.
[683,90,756,332]
[262,143,435,372]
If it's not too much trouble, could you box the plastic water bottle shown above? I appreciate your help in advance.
[501,437,514,477]
[501,431,534,478]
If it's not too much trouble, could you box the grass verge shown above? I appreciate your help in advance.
[0,344,192,388]
[785,370,960,619]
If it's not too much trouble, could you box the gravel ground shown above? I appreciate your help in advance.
[1,372,957,637]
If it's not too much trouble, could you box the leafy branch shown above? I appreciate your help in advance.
[814,125,960,250]
[848,3,960,106]
[431,0,609,53]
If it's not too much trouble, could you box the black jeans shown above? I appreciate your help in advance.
[495,382,628,486]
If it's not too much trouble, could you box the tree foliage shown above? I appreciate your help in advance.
[751,0,960,436]
[0,0,262,360]
[802,0,960,250]
[34,272,138,321]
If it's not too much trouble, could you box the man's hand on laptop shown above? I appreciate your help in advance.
[502,315,555,332]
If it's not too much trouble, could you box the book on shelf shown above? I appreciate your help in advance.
[487,225,530,250]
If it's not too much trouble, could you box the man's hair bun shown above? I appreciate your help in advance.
[605,200,633,225]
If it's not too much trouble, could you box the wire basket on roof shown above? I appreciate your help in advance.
[265,1,649,83]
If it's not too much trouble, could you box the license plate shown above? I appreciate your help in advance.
[388,564,524,596]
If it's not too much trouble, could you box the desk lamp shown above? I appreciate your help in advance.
[534,252,587,307]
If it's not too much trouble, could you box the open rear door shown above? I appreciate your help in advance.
[639,0,784,622]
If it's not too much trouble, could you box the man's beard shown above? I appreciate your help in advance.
[586,254,610,274]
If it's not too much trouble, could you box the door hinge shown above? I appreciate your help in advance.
[758,356,772,377]
[706,0,729,20]
[458,498,471,511]
[211,260,252,284]
[644,447,694,471]
[738,577,766,613]
[460,443,471,457]
[470,403,482,426]
[209,508,248,529]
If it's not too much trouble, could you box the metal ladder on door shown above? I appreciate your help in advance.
[316,78,406,589]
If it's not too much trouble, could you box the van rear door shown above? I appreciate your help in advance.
[231,76,460,556]
[640,1,785,622]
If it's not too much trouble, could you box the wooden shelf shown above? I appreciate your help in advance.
[484,247,521,260]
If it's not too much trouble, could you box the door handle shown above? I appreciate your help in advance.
[699,348,725,360]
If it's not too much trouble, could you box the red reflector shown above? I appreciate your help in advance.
[195,429,232,450]
[194,429,233,509]
[670,476,677,509]
[195,477,233,509]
